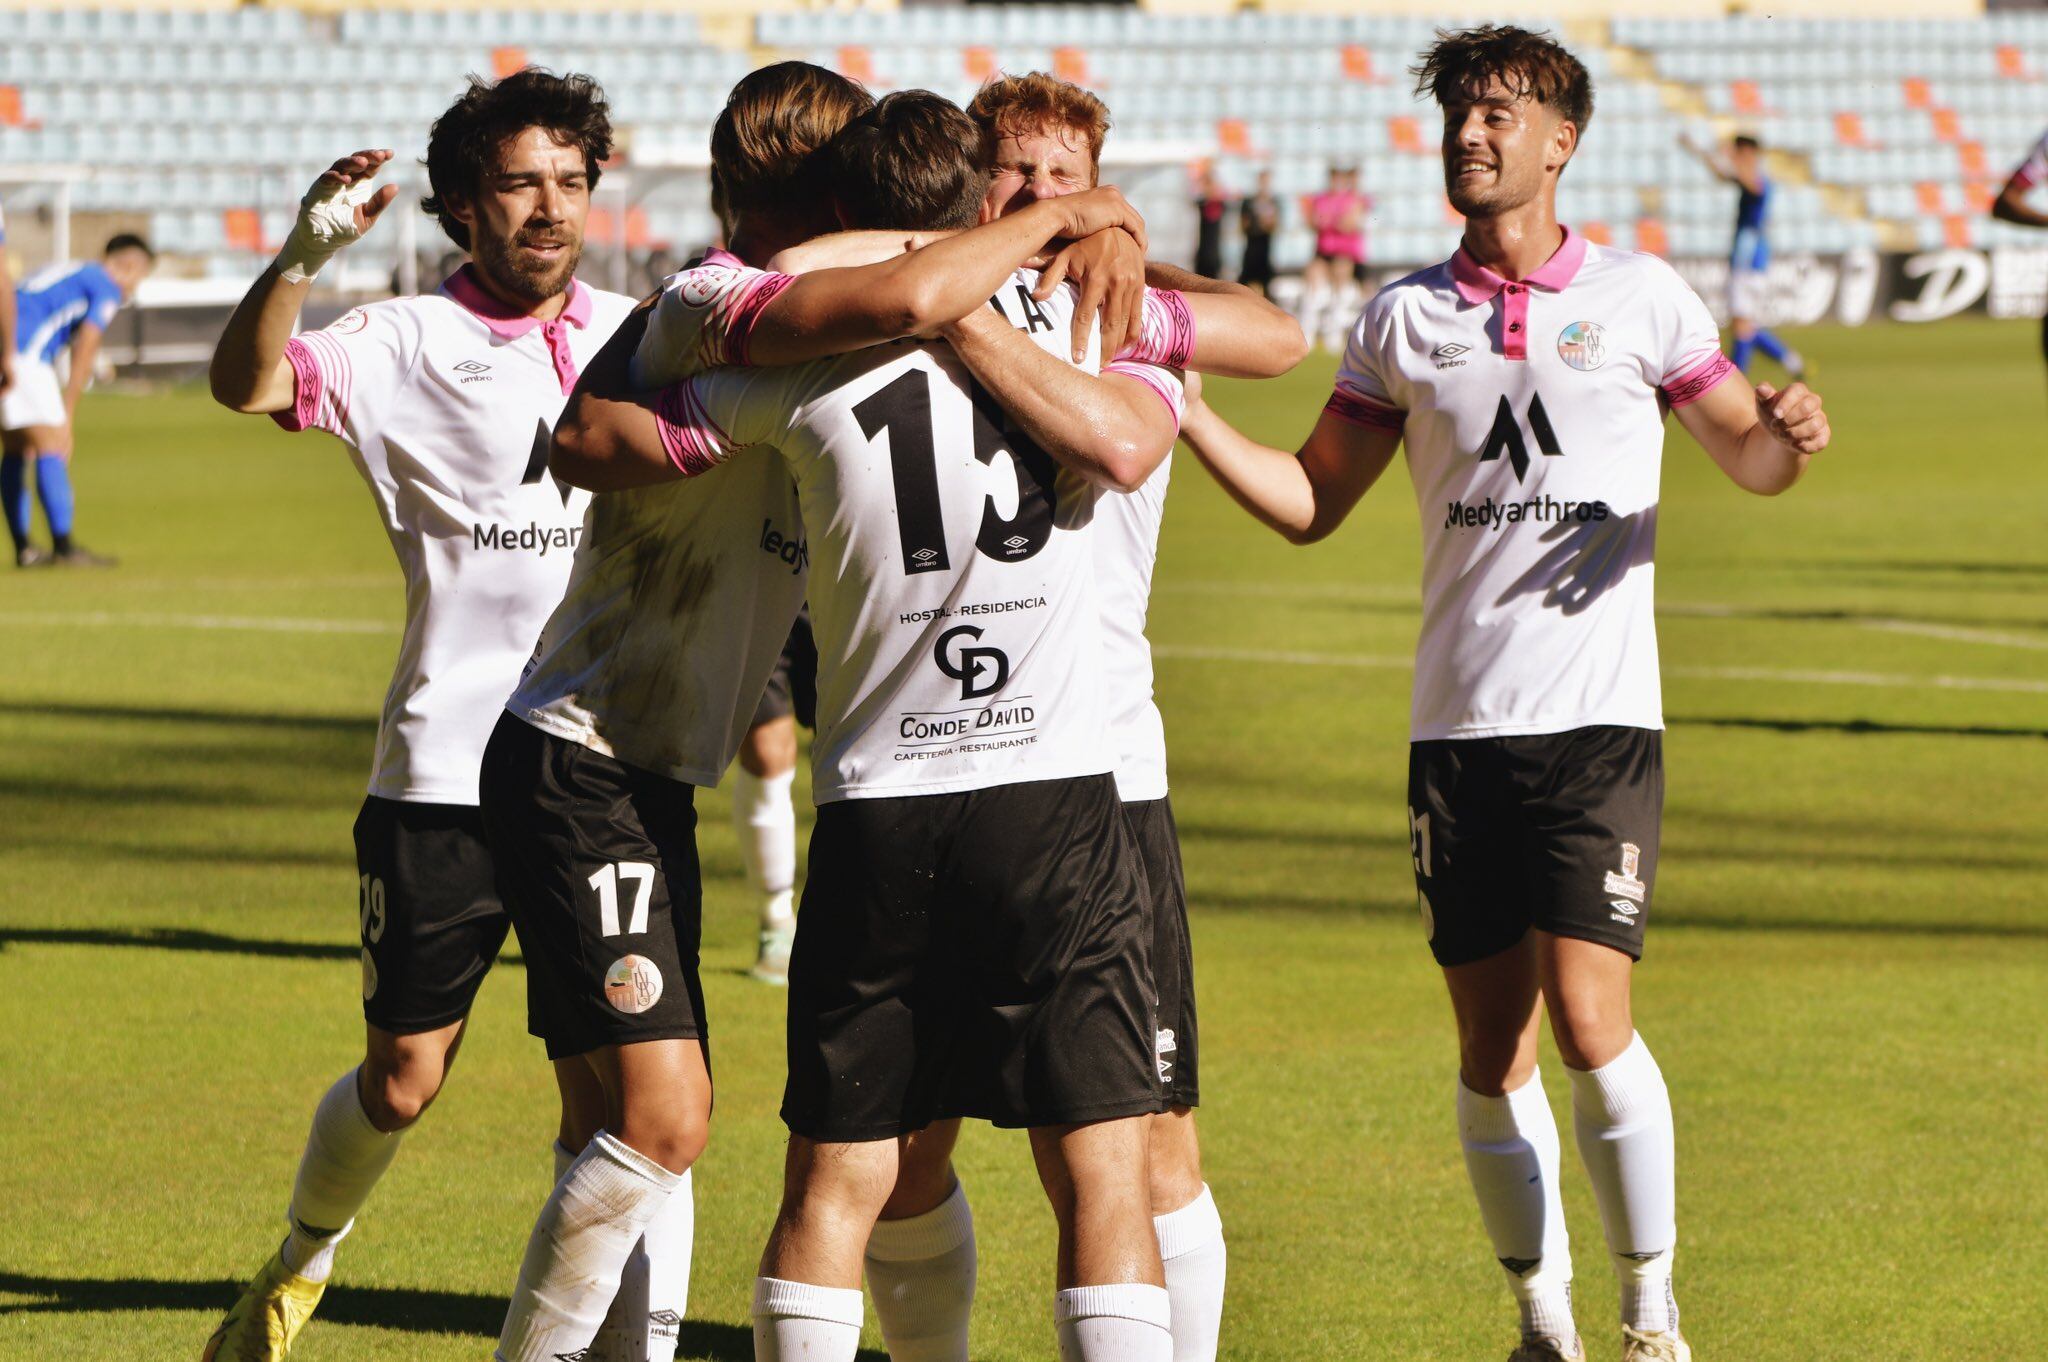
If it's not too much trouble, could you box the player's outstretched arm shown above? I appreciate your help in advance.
[1178,392,1399,544]
[1992,168,2048,228]
[210,150,398,413]
[941,307,1177,494]
[724,189,1149,368]
[1675,370,1830,495]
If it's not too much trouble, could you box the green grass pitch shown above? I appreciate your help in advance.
[0,318,2042,1359]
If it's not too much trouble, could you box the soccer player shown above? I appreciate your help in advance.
[199,71,643,1362]
[480,66,1160,1362]
[1175,28,1831,1362]
[0,200,15,400]
[1991,125,2048,371]
[1682,131,1805,378]
[553,90,1187,1362]
[2,232,153,568]
[1238,169,1280,295]
[1302,164,1368,350]
[731,611,813,985]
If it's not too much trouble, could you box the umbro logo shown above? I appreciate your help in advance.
[455,359,493,384]
[554,1351,592,1361]
[1431,341,1470,370]
[911,547,940,565]
[1499,1256,1541,1277]
[1002,534,1029,551]
[650,1309,683,1336]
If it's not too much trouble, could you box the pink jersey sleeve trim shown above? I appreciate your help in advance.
[1323,386,1404,431]
[655,379,737,477]
[1104,360,1186,428]
[1661,350,1735,408]
[1115,288,1195,369]
[719,271,797,367]
[268,335,348,436]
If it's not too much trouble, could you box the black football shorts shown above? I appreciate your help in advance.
[749,606,817,731]
[782,773,1161,1141]
[1122,796,1199,1110]
[352,797,509,1035]
[479,713,706,1062]
[1407,725,1663,966]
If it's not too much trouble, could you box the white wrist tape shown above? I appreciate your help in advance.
[276,177,380,284]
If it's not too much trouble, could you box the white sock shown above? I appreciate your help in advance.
[554,1142,694,1362]
[731,766,797,926]
[1458,1072,1578,1348]
[1055,1283,1173,1362]
[282,1068,403,1284]
[865,1182,976,1362]
[497,1132,684,1362]
[753,1277,864,1362]
[1153,1186,1226,1362]
[1568,1034,1679,1335]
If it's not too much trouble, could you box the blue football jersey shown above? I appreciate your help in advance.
[15,261,124,363]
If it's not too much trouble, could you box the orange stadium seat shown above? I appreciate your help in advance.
[1388,115,1425,154]
[1635,218,1669,257]
[1341,45,1376,83]
[838,46,877,84]
[1730,80,1764,114]
[1963,180,1996,213]
[1216,118,1251,156]
[1902,76,1932,109]
[1957,141,1988,176]
[1994,45,2031,80]
[492,46,527,80]
[1833,112,1872,148]
[588,207,651,249]
[0,85,21,127]
[964,46,996,84]
[1581,221,1612,246]
[1914,181,1944,213]
[223,208,265,253]
[1929,108,1962,143]
[1941,214,1971,247]
[1052,47,1090,86]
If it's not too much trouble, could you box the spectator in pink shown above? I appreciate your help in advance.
[1302,164,1369,349]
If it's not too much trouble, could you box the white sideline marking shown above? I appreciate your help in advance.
[0,610,395,636]
[1152,644,2048,696]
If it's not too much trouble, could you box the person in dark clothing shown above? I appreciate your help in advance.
[1238,168,1279,294]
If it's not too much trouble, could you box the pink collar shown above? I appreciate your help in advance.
[441,264,594,338]
[699,246,746,268]
[1450,226,1585,305]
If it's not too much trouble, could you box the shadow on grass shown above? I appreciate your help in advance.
[1671,713,2048,741]
[0,925,526,968]
[0,700,377,734]
[0,1271,842,1359]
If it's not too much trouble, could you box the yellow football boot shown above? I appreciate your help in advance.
[200,1249,327,1361]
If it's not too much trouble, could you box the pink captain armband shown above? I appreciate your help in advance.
[1322,386,1404,431]
[1660,351,1737,408]
[1114,288,1196,370]
[653,381,734,477]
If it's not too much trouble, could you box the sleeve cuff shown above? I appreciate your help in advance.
[1323,387,1404,431]
[720,272,798,367]
[268,337,330,434]
[1660,351,1735,408]
[1115,288,1195,369]
[655,380,735,476]
[1104,361,1187,429]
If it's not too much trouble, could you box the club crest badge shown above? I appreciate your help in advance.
[1557,320,1607,371]
[1602,842,1647,903]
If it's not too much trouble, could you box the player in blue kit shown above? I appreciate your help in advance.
[2,233,154,567]
[1683,132,1805,379]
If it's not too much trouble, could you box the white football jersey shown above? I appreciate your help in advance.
[658,271,1186,802]
[512,251,810,785]
[274,267,633,804]
[1329,229,1733,742]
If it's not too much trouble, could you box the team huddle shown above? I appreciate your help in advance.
[199,25,1831,1362]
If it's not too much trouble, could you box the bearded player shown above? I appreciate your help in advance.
[199,71,657,1361]
[1176,28,1830,1362]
